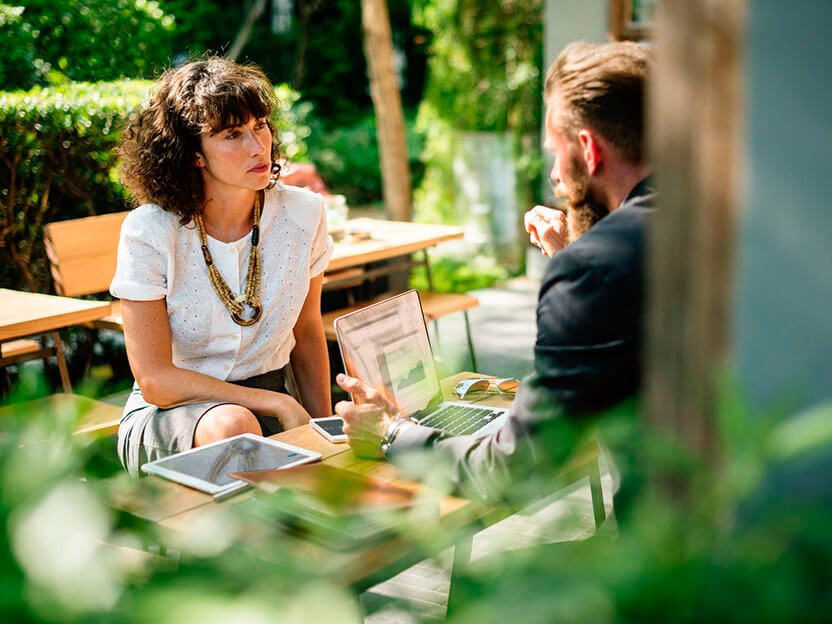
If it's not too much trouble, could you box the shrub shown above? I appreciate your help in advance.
[0,80,310,292]
[409,254,508,294]
[306,111,425,206]
[13,0,176,83]
[0,4,43,90]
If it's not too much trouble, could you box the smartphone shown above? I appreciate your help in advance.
[310,416,347,443]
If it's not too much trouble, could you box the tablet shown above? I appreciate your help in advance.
[141,433,321,499]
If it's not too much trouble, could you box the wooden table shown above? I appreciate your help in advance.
[115,374,514,592]
[112,371,605,614]
[326,218,464,274]
[0,289,112,392]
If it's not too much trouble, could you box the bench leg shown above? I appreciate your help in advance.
[51,332,72,393]
[588,457,606,530]
[463,310,477,371]
[447,534,472,618]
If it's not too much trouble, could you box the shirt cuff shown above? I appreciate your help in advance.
[384,423,447,459]
[109,279,167,301]
[309,235,334,277]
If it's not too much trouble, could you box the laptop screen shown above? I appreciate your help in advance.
[334,290,442,415]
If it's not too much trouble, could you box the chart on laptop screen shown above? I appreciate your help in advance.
[336,291,440,415]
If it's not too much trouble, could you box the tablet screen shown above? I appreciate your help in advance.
[142,434,320,494]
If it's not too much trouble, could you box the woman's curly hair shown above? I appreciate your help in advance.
[119,57,282,223]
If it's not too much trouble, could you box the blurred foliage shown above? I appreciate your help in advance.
[411,0,544,257]
[306,110,425,206]
[4,0,175,88]
[409,254,508,294]
[413,0,543,134]
[0,80,309,292]
[1,370,831,622]
[163,0,431,126]
[0,4,44,91]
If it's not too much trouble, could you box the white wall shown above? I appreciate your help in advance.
[736,0,832,414]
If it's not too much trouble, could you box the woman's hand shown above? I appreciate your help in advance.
[258,392,311,430]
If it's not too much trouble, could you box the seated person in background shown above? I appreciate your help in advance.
[335,41,654,502]
[112,57,333,477]
[280,162,330,195]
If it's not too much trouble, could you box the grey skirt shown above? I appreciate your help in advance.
[117,368,289,478]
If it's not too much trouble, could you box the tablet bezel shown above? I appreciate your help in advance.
[141,433,321,496]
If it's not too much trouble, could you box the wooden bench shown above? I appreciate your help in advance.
[321,290,480,369]
[0,393,122,438]
[43,211,129,331]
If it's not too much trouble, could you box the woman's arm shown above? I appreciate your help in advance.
[121,298,310,428]
[289,273,332,419]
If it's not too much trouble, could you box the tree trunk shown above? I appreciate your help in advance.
[227,0,268,62]
[645,0,746,491]
[361,0,412,221]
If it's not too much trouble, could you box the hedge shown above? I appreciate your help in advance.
[0,80,309,292]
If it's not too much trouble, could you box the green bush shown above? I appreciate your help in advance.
[411,0,544,243]
[12,0,176,84]
[409,254,508,294]
[306,111,425,206]
[0,4,43,90]
[0,80,310,292]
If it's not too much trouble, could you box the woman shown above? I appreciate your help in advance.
[111,58,332,477]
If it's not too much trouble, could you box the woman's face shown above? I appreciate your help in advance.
[195,116,272,195]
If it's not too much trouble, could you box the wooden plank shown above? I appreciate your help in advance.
[44,211,127,296]
[0,338,41,359]
[326,219,464,272]
[0,393,122,437]
[321,291,478,341]
[419,292,478,320]
[43,211,128,262]
[0,290,111,342]
[49,253,119,298]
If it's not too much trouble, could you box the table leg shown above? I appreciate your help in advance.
[51,332,72,393]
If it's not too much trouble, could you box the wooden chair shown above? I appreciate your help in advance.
[43,211,129,331]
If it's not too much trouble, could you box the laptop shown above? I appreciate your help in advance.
[334,290,509,438]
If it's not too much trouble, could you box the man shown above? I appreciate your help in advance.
[335,41,654,502]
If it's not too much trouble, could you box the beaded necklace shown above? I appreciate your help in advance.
[193,190,262,326]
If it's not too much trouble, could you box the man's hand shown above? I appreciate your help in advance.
[334,373,399,458]
[524,205,568,256]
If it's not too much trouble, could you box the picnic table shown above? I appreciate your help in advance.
[0,289,112,392]
[113,372,605,604]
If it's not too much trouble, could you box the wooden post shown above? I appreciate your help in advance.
[361,0,413,221]
[645,0,746,478]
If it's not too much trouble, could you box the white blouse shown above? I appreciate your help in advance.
[110,183,333,382]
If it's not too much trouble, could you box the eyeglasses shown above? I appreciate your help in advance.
[454,377,520,400]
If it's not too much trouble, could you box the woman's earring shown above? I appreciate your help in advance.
[267,161,281,188]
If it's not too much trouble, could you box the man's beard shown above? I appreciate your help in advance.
[561,154,609,243]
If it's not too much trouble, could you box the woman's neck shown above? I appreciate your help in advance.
[201,189,257,243]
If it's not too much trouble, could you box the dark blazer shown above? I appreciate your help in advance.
[389,179,656,502]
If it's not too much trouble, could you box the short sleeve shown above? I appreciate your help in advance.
[109,205,172,300]
[309,195,334,277]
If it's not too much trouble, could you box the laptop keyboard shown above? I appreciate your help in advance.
[419,404,502,436]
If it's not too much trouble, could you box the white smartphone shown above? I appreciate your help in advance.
[310,416,347,443]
